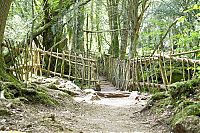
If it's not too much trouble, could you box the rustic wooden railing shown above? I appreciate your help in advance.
[4,40,99,88]
[100,51,200,91]
[4,39,200,91]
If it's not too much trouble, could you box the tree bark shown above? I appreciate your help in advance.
[0,0,20,82]
[107,0,120,58]
[0,0,12,47]
[42,0,54,50]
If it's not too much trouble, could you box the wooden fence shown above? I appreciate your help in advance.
[100,51,200,91]
[4,39,200,91]
[4,40,99,88]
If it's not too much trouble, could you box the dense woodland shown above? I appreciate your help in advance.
[0,0,200,132]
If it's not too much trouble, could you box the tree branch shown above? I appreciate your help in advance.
[150,20,178,57]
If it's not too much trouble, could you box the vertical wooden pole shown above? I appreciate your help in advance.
[193,53,197,78]
[182,59,185,81]
[169,52,172,84]
[54,48,59,76]
[88,61,91,88]
[162,52,169,84]
[125,59,131,91]
[81,54,85,89]
[38,48,42,76]
[135,57,139,90]
[42,48,45,73]
[187,60,190,80]
[139,57,145,89]
[144,58,150,91]
[61,51,65,78]
[159,53,168,87]
[75,52,77,81]
[153,57,159,85]
[132,59,135,89]
[69,50,71,80]
[148,56,154,89]
[25,37,29,84]
[95,60,99,85]
[47,48,53,77]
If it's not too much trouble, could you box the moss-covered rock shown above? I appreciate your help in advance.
[151,92,170,101]
[169,78,200,100]
[172,103,200,125]
[172,115,200,133]
[1,82,59,106]
[20,88,59,106]
[0,108,11,116]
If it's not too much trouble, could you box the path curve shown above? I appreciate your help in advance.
[72,77,169,132]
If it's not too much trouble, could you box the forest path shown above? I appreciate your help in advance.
[72,77,169,132]
[0,77,169,132]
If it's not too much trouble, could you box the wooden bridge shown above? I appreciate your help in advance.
[4,39,200,91]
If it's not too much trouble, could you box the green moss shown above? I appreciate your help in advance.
[0,108,11,116]
[1,82,59,106]
[175,100,195,112]
[21,88,59,106]
[151,92,170,101]
[47,83,59,90]
[172,115,200,133]
[172,103,200,125]
[3,82,22,99]
[58,92,71,98]
[169,78,200,100]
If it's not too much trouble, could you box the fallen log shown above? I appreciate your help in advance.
[96,92,130,98]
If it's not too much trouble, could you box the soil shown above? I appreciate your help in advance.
[0,77,170,133]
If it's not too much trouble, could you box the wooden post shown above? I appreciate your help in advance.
[125,59,131,91]
[193,53,197,78]
[69,50,71,80]
[153,57,159,85]
[159,53,168,87]
[25,40,29,83]
[47,48,53,77]
[81,54,85,89]
[162,52,169,84]
[54,48,59,76]
[144,57,150,91]
[148,56,154,89]
[182,58,186,81]
[61,51,65,78]
[187,59,190,80]
[42,47,45,74]
[38,48,42,76]
[139,57,145,89]
[135,57,139,90]
[131,59,135,89]
[75,52,77,81]
[169,52,172,84]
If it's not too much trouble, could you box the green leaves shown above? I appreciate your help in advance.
[183,4,200,13]
[177,16,186,23]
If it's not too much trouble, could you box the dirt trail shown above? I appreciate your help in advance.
[0,77,169,132]
[71,77,169,132]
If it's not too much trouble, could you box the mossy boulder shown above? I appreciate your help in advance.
[169,78,200,100]
[172,103,200,125]
[172,115,200,133]
[0,108,11,116]
[1,82,58,106]
[151,92,170,101]
[20,87,59,106]
[0,102,11,116]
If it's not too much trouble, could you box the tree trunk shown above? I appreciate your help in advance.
[0,0,20,82]
[72,0,85,52]
[107,0,120,58]
[42,0,54,50]
[120,0,128,59]
[0,0,12,46]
